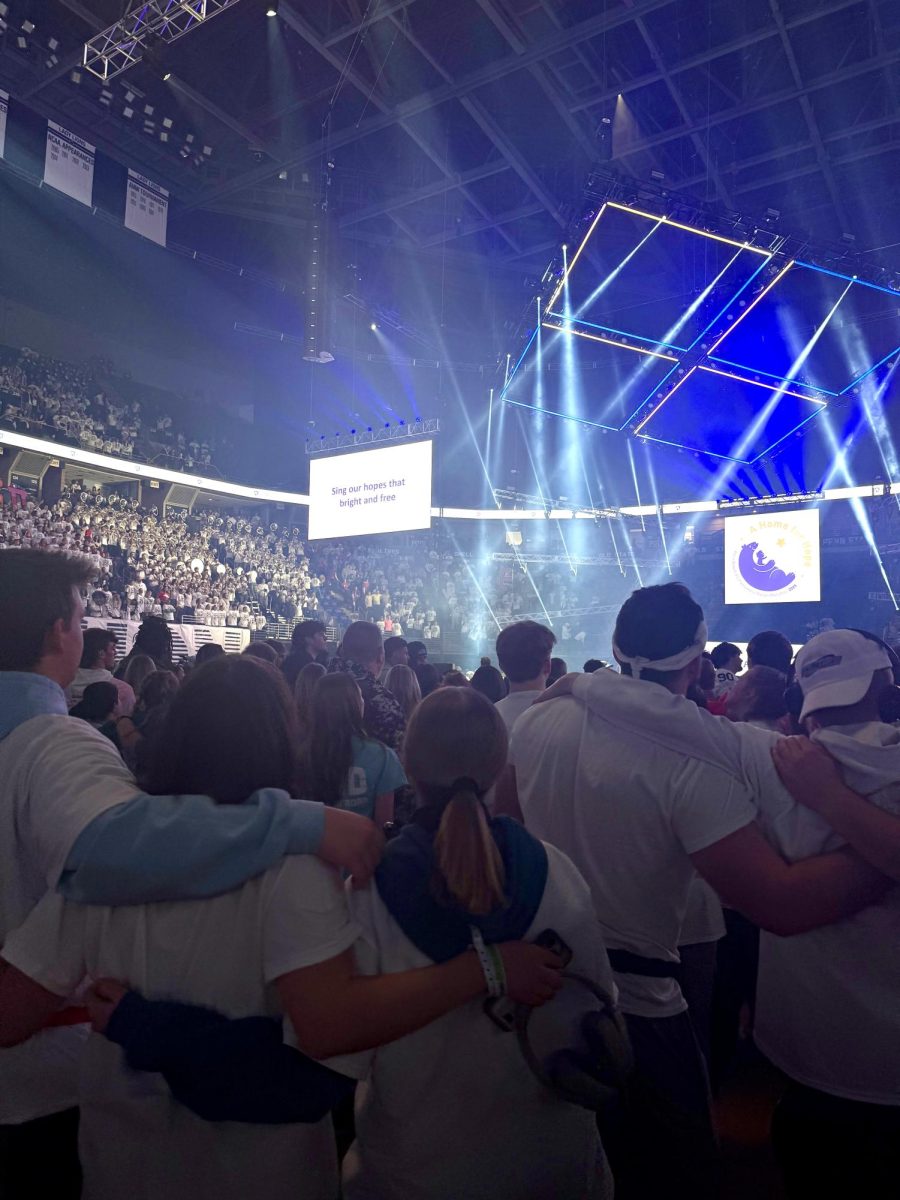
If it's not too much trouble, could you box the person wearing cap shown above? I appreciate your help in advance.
[757,629,900,1199]
[503,584,887,1200]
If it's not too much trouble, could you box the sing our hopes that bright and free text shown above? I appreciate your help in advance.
[333,478,406,510]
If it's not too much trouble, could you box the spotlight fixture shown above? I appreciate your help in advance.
[370,322,377,331]
[764,207,780,222]
[266,4,278,15]
[22,19,34,34]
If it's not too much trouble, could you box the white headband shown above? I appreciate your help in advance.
[613,620,708,680]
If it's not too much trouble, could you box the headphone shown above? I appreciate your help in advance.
[515,973,633,1111]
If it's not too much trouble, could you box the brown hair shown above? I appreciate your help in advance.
[243,641,279,665]
[0,549,94,671]
[294,660,327,735]
[80,626,117,669]
[385,663,421,720]
[441,670,470,688]
[404,688,508,915]
[142,655,300,804]
[301,672,367,807]
[339,621,383,667]
[495,620,556,683]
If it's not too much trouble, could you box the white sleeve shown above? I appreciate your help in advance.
[669,760,756,855]
[1,891,88,997]
[261,857,362,982]
[20,718,140,888]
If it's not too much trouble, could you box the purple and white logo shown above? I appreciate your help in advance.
[724,510,821,605]
[737,541,796,594]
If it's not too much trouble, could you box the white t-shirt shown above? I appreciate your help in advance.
[3,856,360,1199]
[509,692,756,1018]
[554,671,900,1104]
[0,713,139,1124]
[494,688,542,733]
[334,842,613,1200]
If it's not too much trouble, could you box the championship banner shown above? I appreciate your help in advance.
[0,90,8,161]
[125,169,168,247]
[44,121,95,207]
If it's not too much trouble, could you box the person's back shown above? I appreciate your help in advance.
[742,631,900,1188]
[2,656,356,1200]
[494,621,556,733]
[340,687,613,1200]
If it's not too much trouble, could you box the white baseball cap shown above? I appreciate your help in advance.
[795,629,893,722]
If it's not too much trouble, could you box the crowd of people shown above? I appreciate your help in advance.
[0,346,223,474]
[0,544,897,1200]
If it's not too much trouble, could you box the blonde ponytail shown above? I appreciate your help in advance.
[433,783,506,915]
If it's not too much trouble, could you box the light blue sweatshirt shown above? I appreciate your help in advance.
[0,672,326,906]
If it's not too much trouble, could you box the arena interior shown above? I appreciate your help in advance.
[0,2,899,1198]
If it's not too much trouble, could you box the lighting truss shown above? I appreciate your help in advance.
[83,1,245,83]
[305,420,440,455]
[492,488,619,520]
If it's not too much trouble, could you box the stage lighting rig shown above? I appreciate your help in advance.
[83,0,244,83]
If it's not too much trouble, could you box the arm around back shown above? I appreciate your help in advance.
[690,821,889,936]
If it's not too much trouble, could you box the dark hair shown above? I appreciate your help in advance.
[614,583,704,684]
[80,626,117,669]
[340,621,383,665]
[441,669,469,688]
[383,636,408,664]
[243,642,278,664]
[711,642,741,669]
[142,655,300,804]
[495,621,556,683]
[70,680,119,722]
[747,630,793,675]
[583,659,607,673]
[546,657,567,686]
[265,639,287,659]
[291,619,325,650]
[133,616,173,668]
[195,642,226,667]
[301,672,367,807]
[414,662,441,698]
[470,663,507,703]
[0,549,94,671]
[407,640,427,665]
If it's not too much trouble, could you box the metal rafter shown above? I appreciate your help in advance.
[179,0,687,213]
[339,160,511,228]
[568,0,864,113]
[631,14,734,208]
[472,0,597,162]
[607,48,900,167]
[767,0,850,233]
[278,0,521,252]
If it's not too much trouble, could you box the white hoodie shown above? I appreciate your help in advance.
[567,672,900,1105]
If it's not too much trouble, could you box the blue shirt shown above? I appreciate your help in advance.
[338,736,407,820]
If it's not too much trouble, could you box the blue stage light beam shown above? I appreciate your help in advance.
[836,320,900,502]
[442,524,503,633]
[679,277,850,499]
[816,409,899,610]
[642,443,673,579]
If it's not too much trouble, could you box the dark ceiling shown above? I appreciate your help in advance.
[2,0,899,281]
